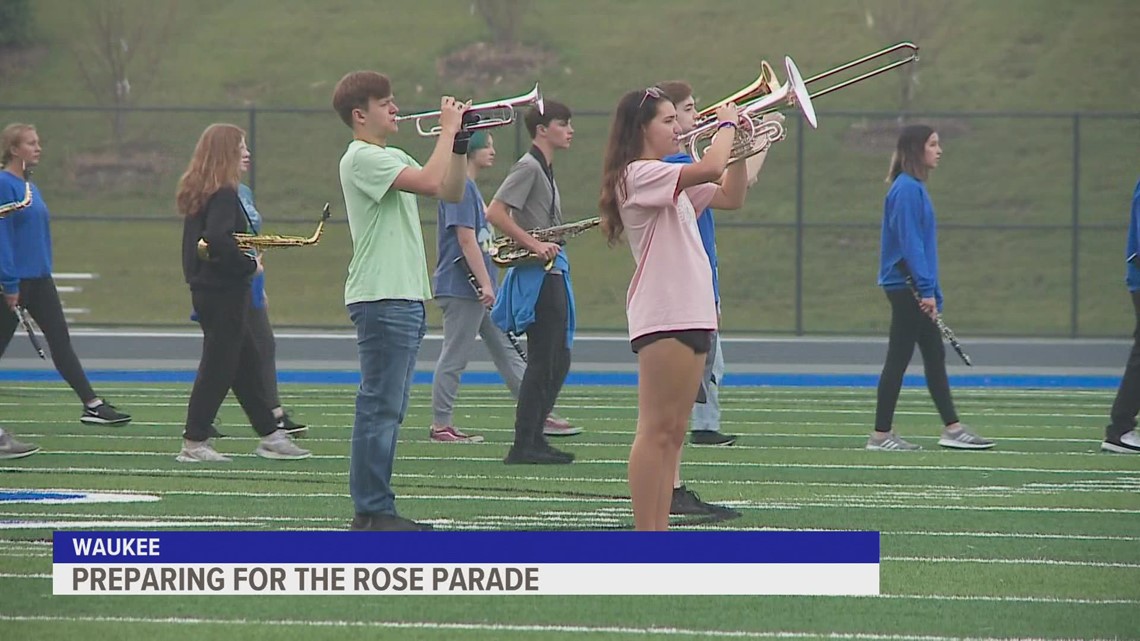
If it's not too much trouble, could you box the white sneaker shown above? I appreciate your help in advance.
[0,431,40,460]
[255,429,311,460]
[939,425,995,450]
[1101,429,1140,454]
[176,440,231,463]
[866,432,921,451]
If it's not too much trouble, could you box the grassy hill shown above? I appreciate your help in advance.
[2,0,1139,335]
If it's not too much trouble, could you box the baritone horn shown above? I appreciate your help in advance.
[395,83,544,137]
[197,203,332,261]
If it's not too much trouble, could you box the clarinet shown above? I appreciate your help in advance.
[0,285,47,359]
[903,275,972,367]
[452,256,528,363]
[14,306,46,360]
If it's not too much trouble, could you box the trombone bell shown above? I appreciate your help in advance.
[395,83,544,137]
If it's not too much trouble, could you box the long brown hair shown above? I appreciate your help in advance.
[599,88,670,245]
[176,124,246,217]
[1,123,36,167]
[886,124,935,183]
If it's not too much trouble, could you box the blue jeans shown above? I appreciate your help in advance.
[690,332,724,432]
[347,299,427,516]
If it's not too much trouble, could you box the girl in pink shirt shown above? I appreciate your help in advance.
[599,87,750,530]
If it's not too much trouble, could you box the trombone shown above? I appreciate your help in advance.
[395,83,545,137]
[0,180,32,218]
[695,42,920,123]
[682,42,920,164]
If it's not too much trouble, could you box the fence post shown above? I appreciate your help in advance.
[1069,113,1080,338]
[794,114,805,335]
[248,106,258,194]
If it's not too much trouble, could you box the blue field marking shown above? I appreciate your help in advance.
[0,369,1121,388]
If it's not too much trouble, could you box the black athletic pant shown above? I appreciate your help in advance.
[513,274,572,448]
[0,277,97,403]
[184,286,277,442]
[246,304,281,409]
[1107,292,1140,440]
[874,288,959,432]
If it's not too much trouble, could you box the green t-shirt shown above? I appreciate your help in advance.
[339,140,432,305]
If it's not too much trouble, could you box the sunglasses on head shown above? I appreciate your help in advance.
[638,86,665,108]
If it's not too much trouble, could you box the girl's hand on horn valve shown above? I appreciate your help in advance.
[714,102,740,127]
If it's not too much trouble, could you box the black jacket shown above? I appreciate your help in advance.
[181,186,256,289]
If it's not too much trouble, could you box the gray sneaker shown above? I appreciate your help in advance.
[0,431,40,460]
[176,440,231,463]
[939,425,995,450]
[866,432,921,451]
[255,429,311,460]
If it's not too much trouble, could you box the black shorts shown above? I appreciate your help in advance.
[630,329,714,355]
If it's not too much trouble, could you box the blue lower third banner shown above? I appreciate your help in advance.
[53,531,880,596]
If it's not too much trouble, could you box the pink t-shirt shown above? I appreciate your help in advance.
[619,160,719,341]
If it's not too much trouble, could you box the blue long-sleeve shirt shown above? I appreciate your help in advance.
[1126,178,1140,292]
[663,152,720,304]
[0,171,53,296]
[878,172,942,309]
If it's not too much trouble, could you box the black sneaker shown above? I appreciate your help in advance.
[690,431,737,446]
[503,444,575,465]
[278,413,308,437]
[670,485,742,519]
[1101,429,1140,454]
[350,513,434,531]
[80,402,131,426]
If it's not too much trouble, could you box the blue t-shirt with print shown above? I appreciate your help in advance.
[237,183,266,309]
[434,178,496,299]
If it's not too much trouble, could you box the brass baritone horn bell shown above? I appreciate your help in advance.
[395,83,544,137]
[197,203,332,261]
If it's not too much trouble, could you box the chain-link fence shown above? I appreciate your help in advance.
[2,104,1137,336]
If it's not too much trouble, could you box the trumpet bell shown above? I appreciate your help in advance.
[783,56,817,129]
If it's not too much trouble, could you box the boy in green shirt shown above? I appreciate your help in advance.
[332,70,470,531]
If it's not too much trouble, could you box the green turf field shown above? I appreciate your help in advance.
[1,382,1137,639]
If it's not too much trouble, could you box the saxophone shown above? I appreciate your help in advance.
[198,202,332,261]
[0,181,32,218]
[490,216,600,267]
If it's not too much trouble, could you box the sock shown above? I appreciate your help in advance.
[85,399,103,410]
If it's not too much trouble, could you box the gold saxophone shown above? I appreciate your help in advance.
[197,202,332,261]
[490,216,600,267]
[0,181,32,218]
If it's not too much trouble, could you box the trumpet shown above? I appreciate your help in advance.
[395,83,544,137]
[680,56,817,165]
[490,217,600,268]
[197,203,332,261]
[0,180,32,218]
